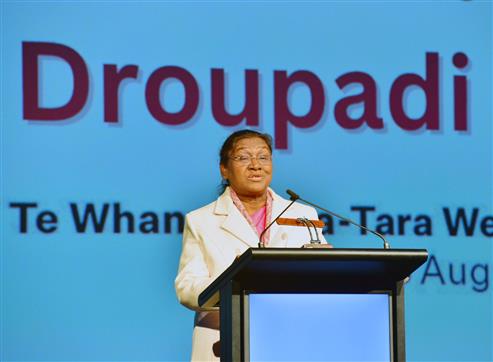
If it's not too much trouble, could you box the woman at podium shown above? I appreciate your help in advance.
[175,129,325,361]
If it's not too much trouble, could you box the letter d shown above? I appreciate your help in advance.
[389,52,439,131]
[23,42,88,120]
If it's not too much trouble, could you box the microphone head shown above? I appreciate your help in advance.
[286,189,300,201]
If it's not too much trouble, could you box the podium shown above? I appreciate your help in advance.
[199,248,428,362]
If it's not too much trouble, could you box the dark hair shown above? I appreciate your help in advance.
[218,129,273,192]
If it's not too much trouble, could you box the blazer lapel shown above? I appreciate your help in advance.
[214,188,259,248]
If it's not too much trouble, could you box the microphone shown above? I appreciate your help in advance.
[286,189,391,249]
[286,189,300,201]
[258,198,297,248]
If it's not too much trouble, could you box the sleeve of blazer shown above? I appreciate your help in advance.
[174,214,216,311]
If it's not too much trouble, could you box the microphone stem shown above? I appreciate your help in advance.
[298,197,391,250]
[258,198,297,248]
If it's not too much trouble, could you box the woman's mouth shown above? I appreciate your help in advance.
[248,174,263,181]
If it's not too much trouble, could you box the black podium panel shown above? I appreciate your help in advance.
[199,248,428,362]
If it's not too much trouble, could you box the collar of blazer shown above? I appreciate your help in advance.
[213,187,288,247]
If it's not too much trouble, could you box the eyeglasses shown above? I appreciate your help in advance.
[230,154,272,165]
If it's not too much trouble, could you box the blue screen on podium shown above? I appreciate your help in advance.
[249,293,391,361]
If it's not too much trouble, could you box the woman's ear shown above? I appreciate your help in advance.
[220,163,228,180]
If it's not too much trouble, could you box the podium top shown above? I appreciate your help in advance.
[199,248,428,308]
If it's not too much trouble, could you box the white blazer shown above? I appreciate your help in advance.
[175,187,325,361]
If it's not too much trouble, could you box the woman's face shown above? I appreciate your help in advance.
[220,137,273,197]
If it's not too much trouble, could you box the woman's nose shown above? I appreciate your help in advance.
[248,157,262,168]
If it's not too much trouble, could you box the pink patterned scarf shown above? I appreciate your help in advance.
[229,188,273,245]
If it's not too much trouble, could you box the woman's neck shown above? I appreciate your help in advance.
[234,191,267,215]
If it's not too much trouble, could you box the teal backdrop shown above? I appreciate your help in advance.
[1,1,492,361]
